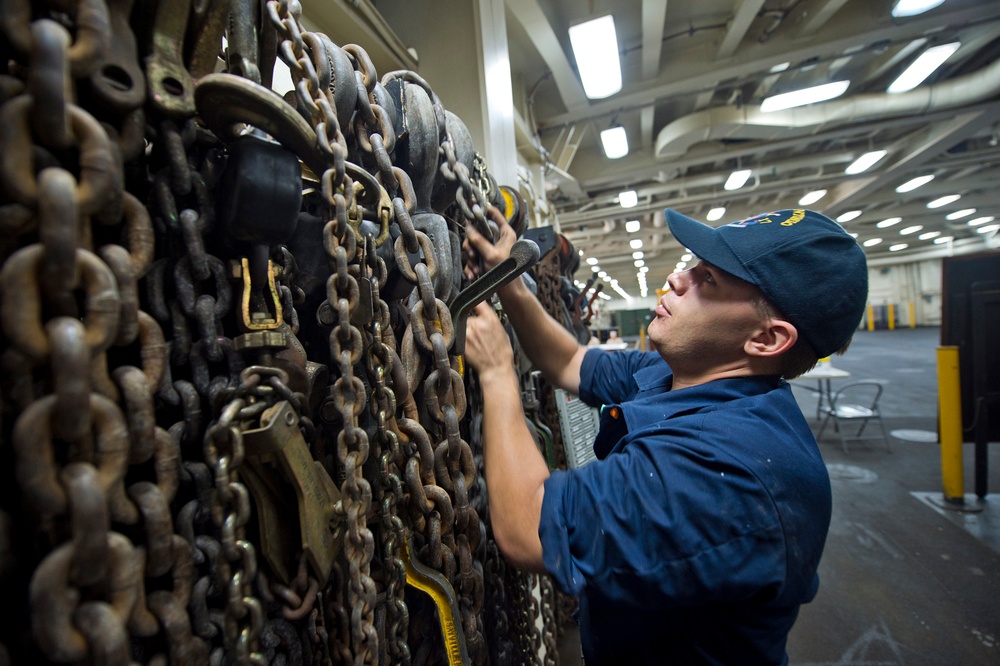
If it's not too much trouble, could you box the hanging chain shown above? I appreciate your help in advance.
[0,1,564,664]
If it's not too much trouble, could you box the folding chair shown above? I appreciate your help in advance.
[816,380,891,453]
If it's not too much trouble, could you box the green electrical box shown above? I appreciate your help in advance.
[615,308,654,337]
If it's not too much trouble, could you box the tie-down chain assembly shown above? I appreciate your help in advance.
[0,1,573,665]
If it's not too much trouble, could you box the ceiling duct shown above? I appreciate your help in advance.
[655,55,1000,159]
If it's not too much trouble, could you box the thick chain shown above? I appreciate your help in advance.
[0,1,558,664]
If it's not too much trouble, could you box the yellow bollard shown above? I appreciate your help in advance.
[887,303,896,330]
[937,346,964,504]
[639,327,647,352]
[908,301,916,328]
[866,304,875,331]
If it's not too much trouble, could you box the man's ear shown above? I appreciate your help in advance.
[745,319,798,357]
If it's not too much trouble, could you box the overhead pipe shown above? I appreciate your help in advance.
[655,54,1000,159]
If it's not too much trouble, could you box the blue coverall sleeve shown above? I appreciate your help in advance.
[578,349,664,407]
[539,430,788,609]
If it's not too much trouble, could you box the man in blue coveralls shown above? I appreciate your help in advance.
[462,206,868,664]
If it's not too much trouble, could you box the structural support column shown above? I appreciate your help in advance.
[472,0,518,187]
[377,0,519,187]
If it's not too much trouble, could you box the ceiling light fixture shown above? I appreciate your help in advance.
[568,15,622,99]
[630,239,643,249]
[896,174,934,192]
[798,189,827,206]
[918,231,941,240]
[639,266,649,272]
[707,207,726,221]
[619,190,638,208]
[837,210,863,223]
[634,259,644,267]
[586,257,599,265]
[611,283,633,301]
[632,251,644,259]
[591,265,600,272]
[877,217,902,228]
[933,236,954,244]
[600,126,629,159]
[863,238,883,247]
[945,208,975,220]
[625,219,641,232]
[900,225,923,235]
[680,253,693,261]
[967,216,995,226]
[891,0,945,18]
[597,270,607,278]
[760,80,850,113]
[845,150,888,175]
[976,224,1000,234]
[888,42,960,94]
[724,169,752,191]
[927,194,960,208]
[889,243,908,251]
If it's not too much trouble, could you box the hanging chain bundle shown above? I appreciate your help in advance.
[0,1,569,664]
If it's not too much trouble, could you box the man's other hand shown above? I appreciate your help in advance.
[463,204,517,281]
[463,301,514,382]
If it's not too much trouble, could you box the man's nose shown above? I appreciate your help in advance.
[666,269,687,293]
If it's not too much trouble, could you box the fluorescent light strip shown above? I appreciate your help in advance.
[619,190,637,208]
[967,216,995,227]
[600,126,629,159]
[863,238,882,247]
[918,231,940,240]
[933,236,954,244]
[889,243,908,251]
[927,194,960,209]
[892,0,945,18]
[896,174,934,192]
[707,207,726,221]
[900,225,923,235]
[877,217,902,228]
[568,16,622,100]
[724,169,752,191]
[888,42,960,94]
[977,224,1000,234]
[845,150,887,175]
[837,210,862,223]
[625,219,641,232]
[798,189,827,206]
[760,80,850,113]
[945,208,975,220]
[630,239,643,249]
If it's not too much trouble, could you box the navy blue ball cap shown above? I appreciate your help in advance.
[664,208,869,358]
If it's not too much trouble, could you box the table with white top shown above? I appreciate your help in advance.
[794,362,852,420]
